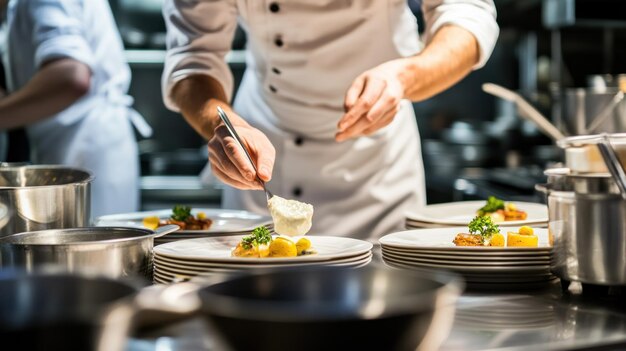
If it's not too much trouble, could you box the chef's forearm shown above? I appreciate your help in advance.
[0,58,90,129]
[171,75,246,140]
[400,25,479,102]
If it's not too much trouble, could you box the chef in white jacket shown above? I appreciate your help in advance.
[163,0,499,239]
[0,0,148,217]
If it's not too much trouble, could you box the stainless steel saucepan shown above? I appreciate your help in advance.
[0,225,178,279]
[0,165,93,238]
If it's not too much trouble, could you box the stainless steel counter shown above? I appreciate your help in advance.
[127,246,626,351]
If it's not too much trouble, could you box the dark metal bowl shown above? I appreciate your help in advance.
[198,265,462,351]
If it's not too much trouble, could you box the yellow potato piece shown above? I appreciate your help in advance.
[269,237,297,257]
[197,212,206,220]
[489,233,505,247]
[296,237,311,254]
[507,232,538,247]
[143,216,160,230]
[518,226,534,236]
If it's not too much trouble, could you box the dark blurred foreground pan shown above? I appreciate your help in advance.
[0,265,462,351]
[194,265,463,351]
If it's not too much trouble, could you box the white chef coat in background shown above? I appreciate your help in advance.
[2,0,147,217]
[163,0,498,240]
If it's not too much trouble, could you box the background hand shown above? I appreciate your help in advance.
[208,111,275,190]
[336,59,407,142]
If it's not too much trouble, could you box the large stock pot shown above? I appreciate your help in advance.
[0,165,93,238]
[537,170,626,285]
[537,133,626,285]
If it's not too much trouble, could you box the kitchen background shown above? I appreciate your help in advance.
[12,0,626,209]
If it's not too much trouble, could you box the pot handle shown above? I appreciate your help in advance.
[152,224,180,238]
[535,183,551,194]
[97,282,201,351]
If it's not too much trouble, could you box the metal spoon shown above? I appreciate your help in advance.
[596,134,626,201]
[216,106,273,201]
[482,83,566,141]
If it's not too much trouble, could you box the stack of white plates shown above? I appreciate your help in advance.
[95,209,273,244]
[380,227,555,289]
[152,235,373,284]
[405,201,548,229]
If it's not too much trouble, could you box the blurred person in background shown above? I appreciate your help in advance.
[163,0,499,239]
[0,0,151,216]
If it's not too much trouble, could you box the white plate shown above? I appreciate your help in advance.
[381,251,549,267]
[154,251,372,268]
[379,227,552,251]
[95,208,272,234]
[405,201,548,226]
[382,255,551,274]
[384,261,554,282]
[381,247,551,261]
[154,235,373,263]
[154,252,373,270]
[155,256,373,276]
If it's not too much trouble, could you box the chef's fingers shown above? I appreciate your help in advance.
[214,126,257,182]
[211,164,262,190]
[208,144,253,185]
[250,140,275,182]
[361,107,397,136]
[336,91,396,141]
[336,103,396,140]
[338,77,386,132]
[344,75,365,111]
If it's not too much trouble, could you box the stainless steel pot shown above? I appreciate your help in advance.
[0,165,93,238]
[0,225,178,279]
[562,88,626,135]
[537,170,626,285]
[0,270,199,351]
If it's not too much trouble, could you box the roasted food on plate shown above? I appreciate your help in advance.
[232,226,316,258]
[453,216,503,247]
[143,205,212,231]
[453,216,537,248]
[477,196,527,222]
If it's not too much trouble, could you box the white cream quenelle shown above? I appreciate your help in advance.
[267,196,314,237]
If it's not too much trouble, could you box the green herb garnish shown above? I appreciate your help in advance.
[241,226,272,250]
[468,215,500,242]
[477,196,505,216]
[171,205,192,222]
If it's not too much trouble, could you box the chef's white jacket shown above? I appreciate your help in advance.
[2,0,147,217]
[163,0,499,239]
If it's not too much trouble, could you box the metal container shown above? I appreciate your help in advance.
[0,225,178,279]
[562,88,626,135]
[0,165,93,238]
[537,170,626,285]
[196,265,462,351]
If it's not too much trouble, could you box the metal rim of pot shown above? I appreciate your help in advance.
[0,225,178,246]
[0,164,95,189]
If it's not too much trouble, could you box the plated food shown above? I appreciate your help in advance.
[231,226,316,258]
[477,196,527,222]
[143,205,212,231]
[453,216,538,248]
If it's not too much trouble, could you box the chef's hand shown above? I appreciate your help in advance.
[208,110,275,190]
[336,59,407,142]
